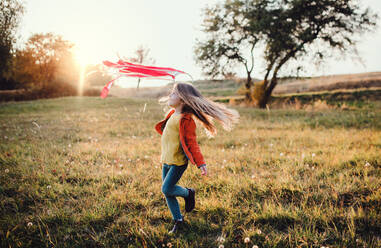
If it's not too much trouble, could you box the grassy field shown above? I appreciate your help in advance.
[0,96,380,247]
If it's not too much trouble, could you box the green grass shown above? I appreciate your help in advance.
[0,96,380,247]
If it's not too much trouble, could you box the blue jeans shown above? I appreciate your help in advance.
[161,163,189,221]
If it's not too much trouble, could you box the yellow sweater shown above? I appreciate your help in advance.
[160,113,188,166]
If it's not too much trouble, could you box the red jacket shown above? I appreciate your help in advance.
[155,109,206,168]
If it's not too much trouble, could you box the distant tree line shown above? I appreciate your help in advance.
[0,0,109,101]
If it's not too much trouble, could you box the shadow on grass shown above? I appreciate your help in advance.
[256,214,299,232]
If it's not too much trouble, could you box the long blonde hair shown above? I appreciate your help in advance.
[160,82,240,137]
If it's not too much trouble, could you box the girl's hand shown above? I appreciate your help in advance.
[200,165,207,176]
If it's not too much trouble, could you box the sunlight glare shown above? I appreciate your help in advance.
[74,46,90,96]
[74,46,93,68]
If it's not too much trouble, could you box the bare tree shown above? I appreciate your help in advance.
[128,45,156,90]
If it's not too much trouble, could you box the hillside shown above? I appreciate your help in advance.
[272,71,381,95]
[105,72,381,100]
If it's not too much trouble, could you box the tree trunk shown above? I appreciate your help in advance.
[137,78,141,90]
[244,73,252,102]
[257,89,271,108]
[257,78,278,108]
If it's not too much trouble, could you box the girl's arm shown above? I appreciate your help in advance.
[183,118,206,168]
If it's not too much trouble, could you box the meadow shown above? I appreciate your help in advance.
[0,96,380,247]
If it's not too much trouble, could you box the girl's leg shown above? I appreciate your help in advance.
[162,163,189,220]
[162,163,170,181]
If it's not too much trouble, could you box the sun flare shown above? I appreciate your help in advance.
[74,46,93,68]
[74,46,90,96]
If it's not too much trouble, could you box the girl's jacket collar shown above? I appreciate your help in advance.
[154,109,206,168]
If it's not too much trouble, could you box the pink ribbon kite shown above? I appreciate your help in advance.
[100,60,190,98]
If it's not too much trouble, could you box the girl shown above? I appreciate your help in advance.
[155,82,239,234]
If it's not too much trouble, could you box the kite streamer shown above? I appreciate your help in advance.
[101,60,192,98]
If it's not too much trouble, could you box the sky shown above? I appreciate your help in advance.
[18,0,381,87]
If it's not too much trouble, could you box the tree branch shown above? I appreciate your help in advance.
[249,39,258,73]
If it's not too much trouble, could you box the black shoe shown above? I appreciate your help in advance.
[169,219,183,234]
[184,188,195,212]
